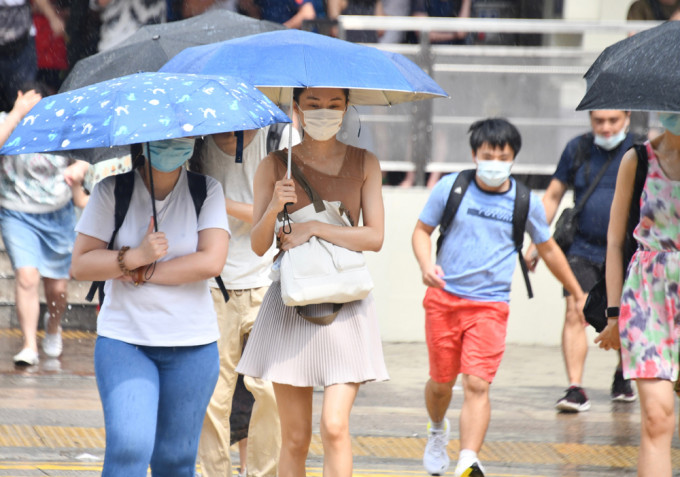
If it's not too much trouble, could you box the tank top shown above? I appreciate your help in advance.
[274,145,366,226]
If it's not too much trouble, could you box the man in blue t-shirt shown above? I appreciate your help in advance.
[412,118,586,477]
[240,0,316,29]
[526,110,636,413]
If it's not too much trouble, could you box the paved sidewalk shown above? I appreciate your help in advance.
[0,329,678,476]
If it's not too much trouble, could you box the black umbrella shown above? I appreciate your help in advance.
[59,9,284,92]
[577,21,680,112]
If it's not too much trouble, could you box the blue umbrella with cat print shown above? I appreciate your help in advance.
[0,72,290,157]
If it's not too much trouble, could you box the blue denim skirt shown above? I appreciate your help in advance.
[0,203,75,279]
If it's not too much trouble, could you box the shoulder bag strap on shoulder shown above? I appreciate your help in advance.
[571,146,616,216]
[435,169,475,256]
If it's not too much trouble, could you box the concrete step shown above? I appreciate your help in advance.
[0,238,98,331]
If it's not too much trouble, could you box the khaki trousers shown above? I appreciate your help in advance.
[198,287,280,477]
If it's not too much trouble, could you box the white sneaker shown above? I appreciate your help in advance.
[42,312,63,358]
[423,418,450,475]
[13,348,39,366]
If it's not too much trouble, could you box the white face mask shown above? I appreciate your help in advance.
[299,108,344,141]
[594,129,626,151]
[476,159,513,187]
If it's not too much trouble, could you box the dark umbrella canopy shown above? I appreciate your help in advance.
[577,21,680,112]
[59,10,284,92]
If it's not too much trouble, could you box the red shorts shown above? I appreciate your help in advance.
[424,287,509,384]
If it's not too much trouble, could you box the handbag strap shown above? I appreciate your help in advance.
[273,150,325,213]
[571,150,616,215]
[296,304,343,326]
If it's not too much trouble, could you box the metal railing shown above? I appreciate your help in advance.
[327,17,661,185]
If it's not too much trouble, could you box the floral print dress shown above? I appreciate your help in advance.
[620,142,680,381]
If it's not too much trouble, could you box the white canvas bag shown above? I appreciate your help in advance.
[277,200,374,308]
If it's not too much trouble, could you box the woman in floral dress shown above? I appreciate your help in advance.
[596,114,680,477]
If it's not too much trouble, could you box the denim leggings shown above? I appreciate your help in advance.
[95,336,219,477]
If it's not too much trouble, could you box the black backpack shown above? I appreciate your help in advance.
[583,143,649,331]
[85,169,229,305]
[436,169,534,298]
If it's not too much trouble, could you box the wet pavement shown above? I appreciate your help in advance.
[0,328,679,476]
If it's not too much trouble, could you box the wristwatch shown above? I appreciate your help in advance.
[606,306,620,318]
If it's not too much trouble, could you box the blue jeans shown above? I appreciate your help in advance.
[95,337,219,477]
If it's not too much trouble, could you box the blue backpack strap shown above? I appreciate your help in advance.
[436,169,475,256]
[186,170,229,303]
[86,170,136,303]
[512,178,533,299]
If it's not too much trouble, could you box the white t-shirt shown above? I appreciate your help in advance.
[199,125,300,289]
[75,168,229,346]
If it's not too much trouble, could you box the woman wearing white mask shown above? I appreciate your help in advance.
[596,111,680,477]
[70,138,230,476]
[236,87,388,477]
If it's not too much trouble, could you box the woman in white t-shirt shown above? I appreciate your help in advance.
[71,139,230,477]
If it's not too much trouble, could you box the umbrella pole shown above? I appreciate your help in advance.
[145,143,159,232]
[287,93,293,179]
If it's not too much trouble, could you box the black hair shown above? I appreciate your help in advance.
[18,80,51,97]
[130,143,147,169]
[292,87,350,104]
[468,118,522,157]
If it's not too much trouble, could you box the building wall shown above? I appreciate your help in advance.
[369,186,601,346]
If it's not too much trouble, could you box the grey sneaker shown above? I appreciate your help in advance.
[423,418,450,475]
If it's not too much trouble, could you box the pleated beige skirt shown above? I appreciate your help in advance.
[236,281,389,387]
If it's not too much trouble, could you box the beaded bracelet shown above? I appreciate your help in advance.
[117,246,132,276]
[131,267,145,287]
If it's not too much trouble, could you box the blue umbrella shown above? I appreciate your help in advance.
[160,29,447,176]
[0,72,290,157]
[159,29,448,106]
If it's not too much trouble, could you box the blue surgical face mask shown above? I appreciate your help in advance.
[658,112,680,136]
[147,137,196,172]
[594,129,626,151]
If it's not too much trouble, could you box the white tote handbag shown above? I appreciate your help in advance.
[278,200,374,309]
[271,151,374,325]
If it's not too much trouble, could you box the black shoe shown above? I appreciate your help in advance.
[611,369,636,402]
[460,462,485,477]
[555,385,591,412]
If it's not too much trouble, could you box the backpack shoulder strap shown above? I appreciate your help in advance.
[512,178,533,299]
[186,170,230,303]
[435,169,475,256]
[186,170,207,218]
[568,132,593,186]
[86,170,137,303]
[622,143,650,267]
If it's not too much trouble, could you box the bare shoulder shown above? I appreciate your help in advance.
[361,149,381,176]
